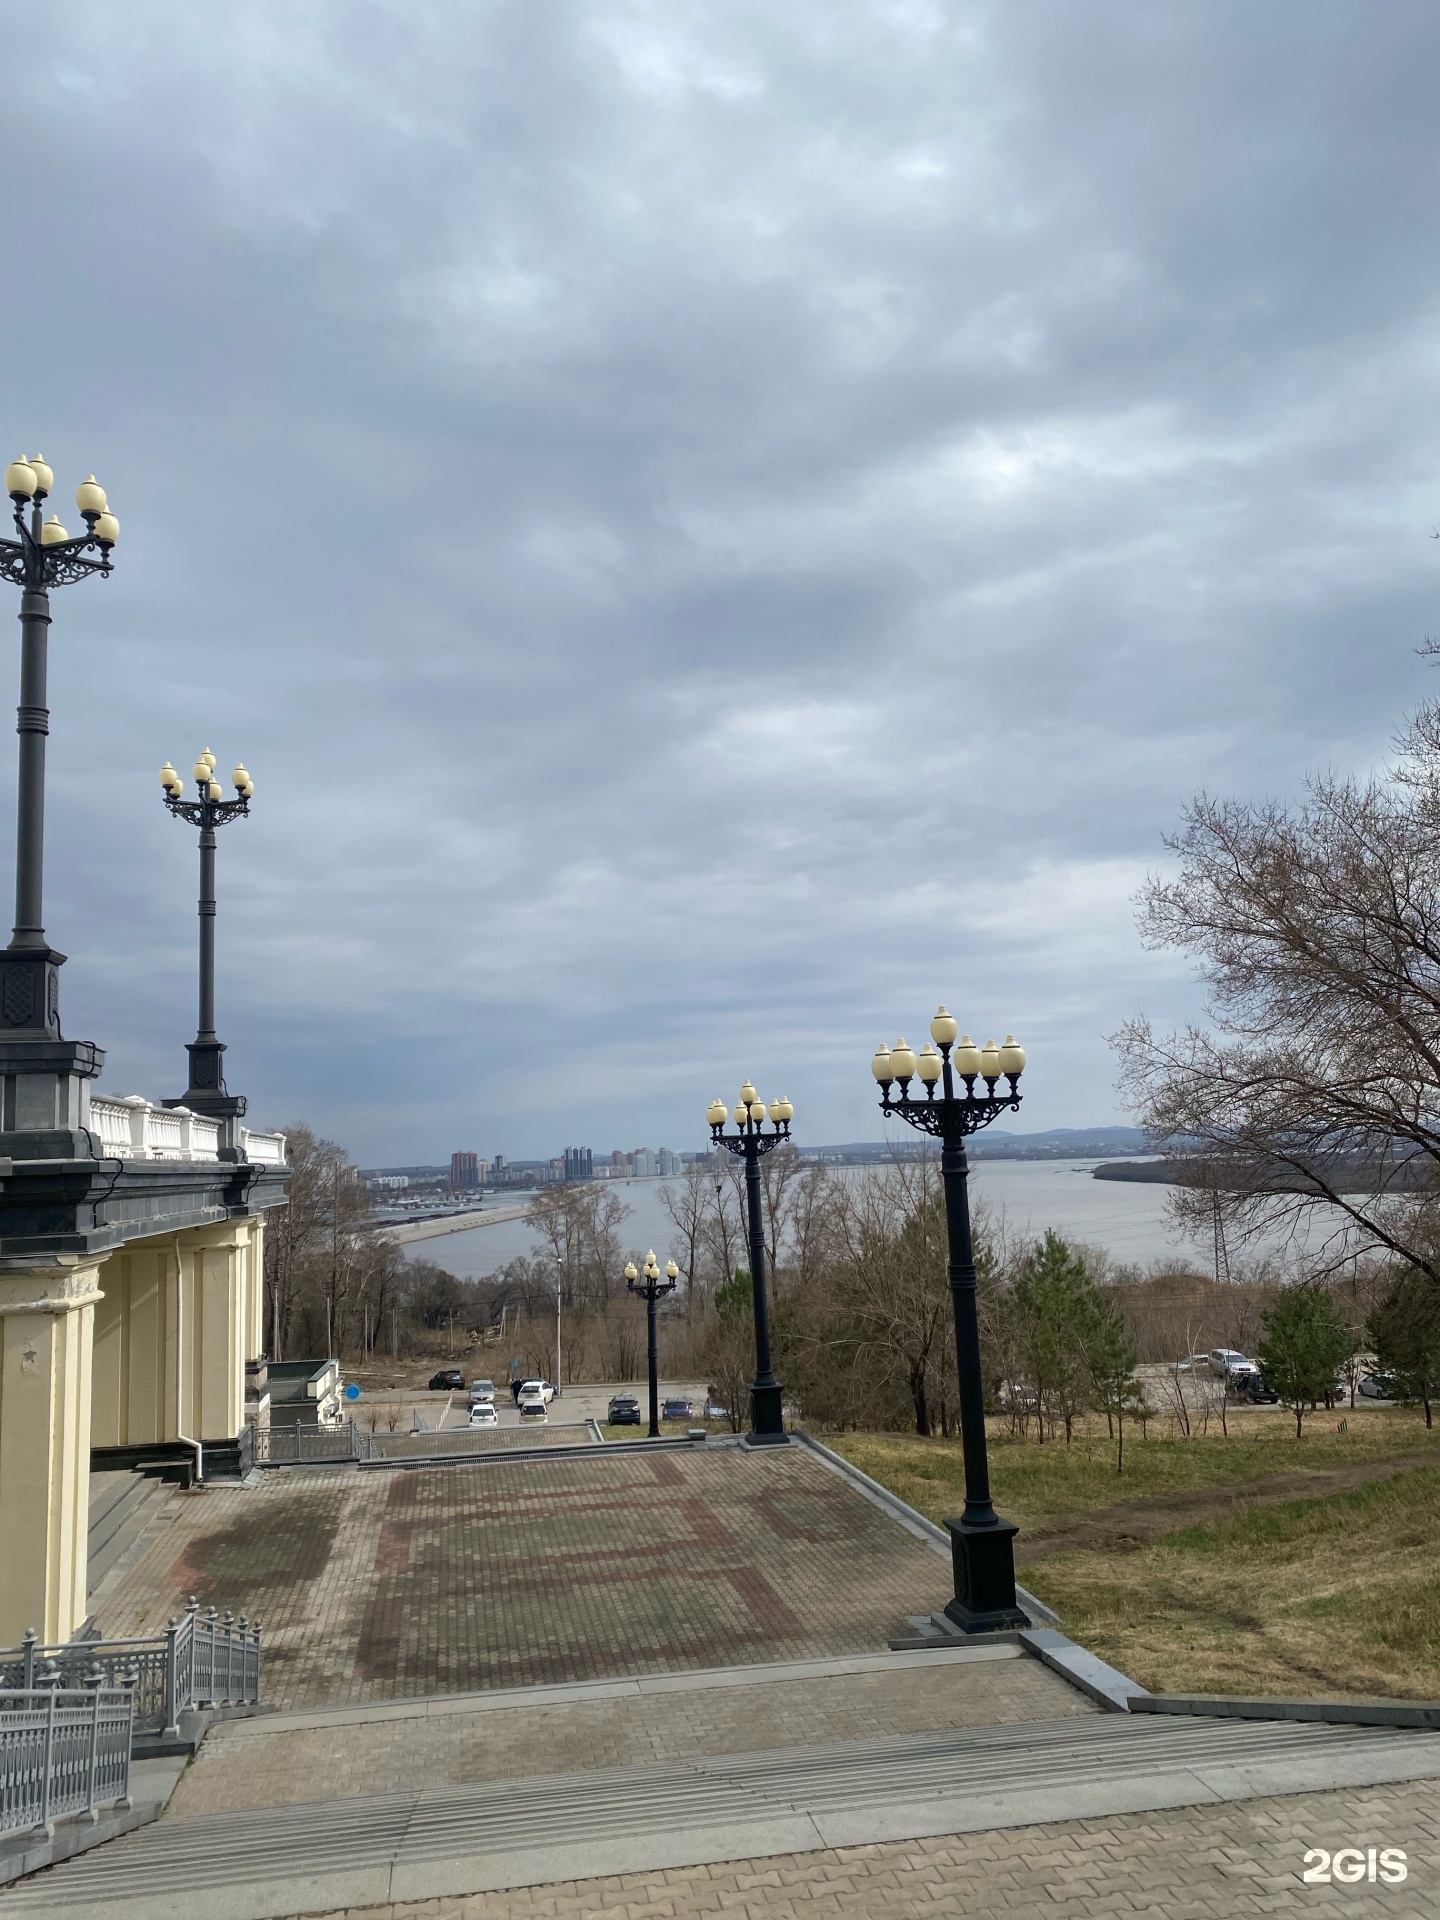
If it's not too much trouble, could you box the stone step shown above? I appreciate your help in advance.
[8,1711,1440,1919]
[86,1476,174,1603]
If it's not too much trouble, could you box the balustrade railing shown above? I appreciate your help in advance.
[87,1093,286,1167]
[0,1600,260,1737]
[0,1677,133,1838]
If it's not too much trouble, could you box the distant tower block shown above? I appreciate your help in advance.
[450,1150,480,1190]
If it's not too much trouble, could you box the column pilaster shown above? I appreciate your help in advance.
[0,1261,104,1643]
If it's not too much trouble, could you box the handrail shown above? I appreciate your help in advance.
[0,1599,260,1736]
[0,1675,133,1838]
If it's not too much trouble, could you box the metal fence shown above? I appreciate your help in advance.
[359,1422,603,1458]
[252,1418,605,1465]
[0,1600,260,1736]
[252,1419,360,1464]
[0,1680,133,1837]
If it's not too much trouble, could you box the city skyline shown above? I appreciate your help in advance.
[4,6,1438,1164]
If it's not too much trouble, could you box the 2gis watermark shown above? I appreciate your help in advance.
[1302,1846,1408,1886]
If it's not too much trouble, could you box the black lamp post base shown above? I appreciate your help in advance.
[942,1515,1030,1634]
[162,1079,247,1161]
[747,1379,786,1440]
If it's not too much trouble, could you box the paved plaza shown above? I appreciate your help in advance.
[95,1443,953,1709]
[301,1778,1440,1920]
[165,1646,1090,1818]
[10,1441,1440,1919]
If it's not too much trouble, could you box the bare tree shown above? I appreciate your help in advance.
[1114,698,1440,1291]
[661,1160,710,1319]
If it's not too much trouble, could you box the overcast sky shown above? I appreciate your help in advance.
[3,2,1438,1165]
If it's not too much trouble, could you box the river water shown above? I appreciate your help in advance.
[405,1159,1205,1279]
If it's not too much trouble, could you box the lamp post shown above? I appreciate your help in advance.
[554,1255,563,1399]
[625,1251,678,1437]
[157,750,254,1159]
[0,457,119,1155]
[706,1085,793,1443]
[872,1013,1028,1632]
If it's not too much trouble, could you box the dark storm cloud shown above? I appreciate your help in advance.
[2,1,1438,1160]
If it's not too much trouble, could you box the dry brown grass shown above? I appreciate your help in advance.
[1024,1465,1440,1700]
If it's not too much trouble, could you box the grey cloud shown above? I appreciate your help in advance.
[2,1,1438,1160]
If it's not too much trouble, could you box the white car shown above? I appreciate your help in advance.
[516,1378,555,1404]
[517,1395,548,1422]
[468,1402,499,1428]
[1208,1348,1260,1383]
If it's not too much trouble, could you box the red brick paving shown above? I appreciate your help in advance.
[96,1444,953,1709]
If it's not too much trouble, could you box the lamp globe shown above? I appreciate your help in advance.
[930,1005,958,1048]
[999,1035,1026,1079]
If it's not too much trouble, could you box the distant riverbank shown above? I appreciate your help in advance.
[404,1158,1200,1277]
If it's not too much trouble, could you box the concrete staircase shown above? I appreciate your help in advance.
[86,1473,176,1607]
[7,1710,1440,1920]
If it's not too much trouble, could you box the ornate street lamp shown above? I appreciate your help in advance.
[0,456,119,1154]
[872,1013,1028,1632]
[157,750,254,1158]
[706,1085,794,1443]
[625,1250,679,1437]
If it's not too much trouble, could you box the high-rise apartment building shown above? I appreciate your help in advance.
[563,1146,593,1182]
[657,1148,681,1176]
[450,1150,480,1189]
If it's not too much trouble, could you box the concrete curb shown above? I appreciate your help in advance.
[1131,1694,1440,1731]
[1018,1629,1148,1713]
[255,1430,745,1476]
[193,1642,1025,1740]
[791,1429,1060,1627]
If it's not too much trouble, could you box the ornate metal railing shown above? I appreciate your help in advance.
[0,1678,133,1837]
[0,1601,260,1736]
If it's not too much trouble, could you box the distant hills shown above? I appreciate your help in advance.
[810,1127,1149,1163]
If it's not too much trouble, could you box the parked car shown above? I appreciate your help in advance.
[661,1397,693,1420]
[516,1378,555,1404]
[608,1394,642,1425]
[1232,1371,1280,1404]
[468,1401,499,1427]
[704,1400,729,1421]
[428,1369,465,1392]
[468,1378,496,1403]
[1359,1372,1400,1400]
[517,1396,548,1421]
[1172,1354,1210,1373]
[1208,1348,1260,1384]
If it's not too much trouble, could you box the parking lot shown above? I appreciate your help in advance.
[345,1378,713,1435]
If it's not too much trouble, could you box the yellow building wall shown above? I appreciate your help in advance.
[0,1263,103,1644]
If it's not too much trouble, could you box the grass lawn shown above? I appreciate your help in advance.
[825,1408,1440,1532]
[1026,1467,1440,1700]
[823,1411,1440,1700]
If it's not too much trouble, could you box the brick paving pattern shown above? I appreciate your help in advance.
[167,1653,1089,1817]
[96,1448,953,1709]
[301,1779,1440,1919]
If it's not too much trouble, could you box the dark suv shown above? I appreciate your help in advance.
[608,1395,642,1425]
[428,1368,466,1392]
[1233,1371,1280,1405]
